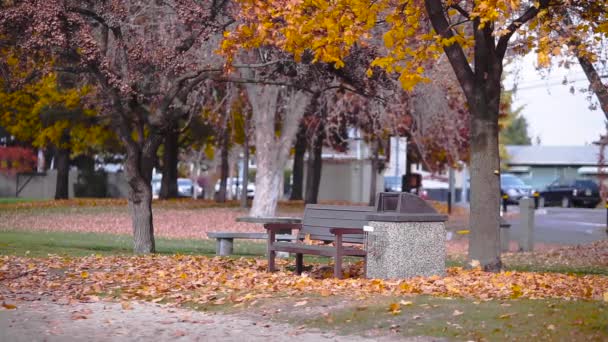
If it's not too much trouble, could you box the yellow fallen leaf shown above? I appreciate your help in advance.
[388,303,401,315]
[456,230,470,235]
[603,292,608,302]
[511,284,523,299]
[80,271,89,279]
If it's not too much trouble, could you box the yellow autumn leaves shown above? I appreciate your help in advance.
[0,47,113,154]
[221,0,608,91]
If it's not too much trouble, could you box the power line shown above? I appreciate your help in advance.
[513,74,607,91]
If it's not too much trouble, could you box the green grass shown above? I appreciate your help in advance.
[0,197,42,204]
[505,263,608,276]
[274,295,608,341]
[0,230,266,257]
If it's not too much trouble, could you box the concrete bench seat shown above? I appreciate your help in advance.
[207,232,296,256]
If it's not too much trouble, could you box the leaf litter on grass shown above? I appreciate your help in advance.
[1,254,607,309]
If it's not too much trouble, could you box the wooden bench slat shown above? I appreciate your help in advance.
[207,232,296,240]
[270,242,366,257]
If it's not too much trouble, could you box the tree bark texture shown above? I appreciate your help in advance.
[290,124,307,201]
[245,84,309,217]
[217,128,230,203]
[123,134,162,254]
[159,126,179,199]
[54,147,70,200]
[305,128,324,204]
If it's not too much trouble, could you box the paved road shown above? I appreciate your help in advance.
[505,206,608,245]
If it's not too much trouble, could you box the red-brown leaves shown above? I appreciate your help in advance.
[1,255,607,308]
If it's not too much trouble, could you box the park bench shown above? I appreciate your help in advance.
[266,204,375,279]
[207,232,296,256]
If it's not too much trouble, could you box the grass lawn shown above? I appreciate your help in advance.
[258,295,608,341]
[0,230,265,258]
[0,197,42,204]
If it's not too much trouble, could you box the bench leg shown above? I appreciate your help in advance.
[334,235,343,279]
[362,255,367,279]
[267,230,276,272]
[217,238,234,256]
[295,253,303,275]
[268,250,276,272]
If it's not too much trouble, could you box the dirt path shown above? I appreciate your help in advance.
[0,298,435,342]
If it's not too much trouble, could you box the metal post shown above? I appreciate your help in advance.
[518,198,535,252]
[448,168,455,215]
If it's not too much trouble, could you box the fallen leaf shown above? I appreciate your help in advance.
[173,330,187,337]
[388,303,401,315]
[547,324,555,331]
[603,292,608,302]
[121,301,132,310]
[293,300,307,307]
[499,313,516,319]
[80,271,89,279]
[452,309,464,316]
[399,300,413,306]
[71,313,87,320]
[1,302,17,310]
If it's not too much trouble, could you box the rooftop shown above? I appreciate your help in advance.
[505,145,608,166]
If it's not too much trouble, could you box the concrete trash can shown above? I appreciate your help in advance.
[365,192,448,279]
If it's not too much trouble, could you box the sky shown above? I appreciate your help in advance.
[504,53,606,146]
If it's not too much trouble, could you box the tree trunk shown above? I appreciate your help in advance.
[244,82,309,217]
[250,153,284,216]
[290,124,306,201]
[305,129,323,204]
[217,129,230,203]
[54,147,70,200]
[468,100,502,271]
[123,138,160,254]
[128,176,155,254]
[159,126,178,199]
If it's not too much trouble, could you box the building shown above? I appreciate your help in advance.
[505,145,608,189]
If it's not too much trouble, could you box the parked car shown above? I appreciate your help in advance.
[177,178,194,197]
[500,173,534,204]
[214,177,255,199]
[539,179,601,208]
